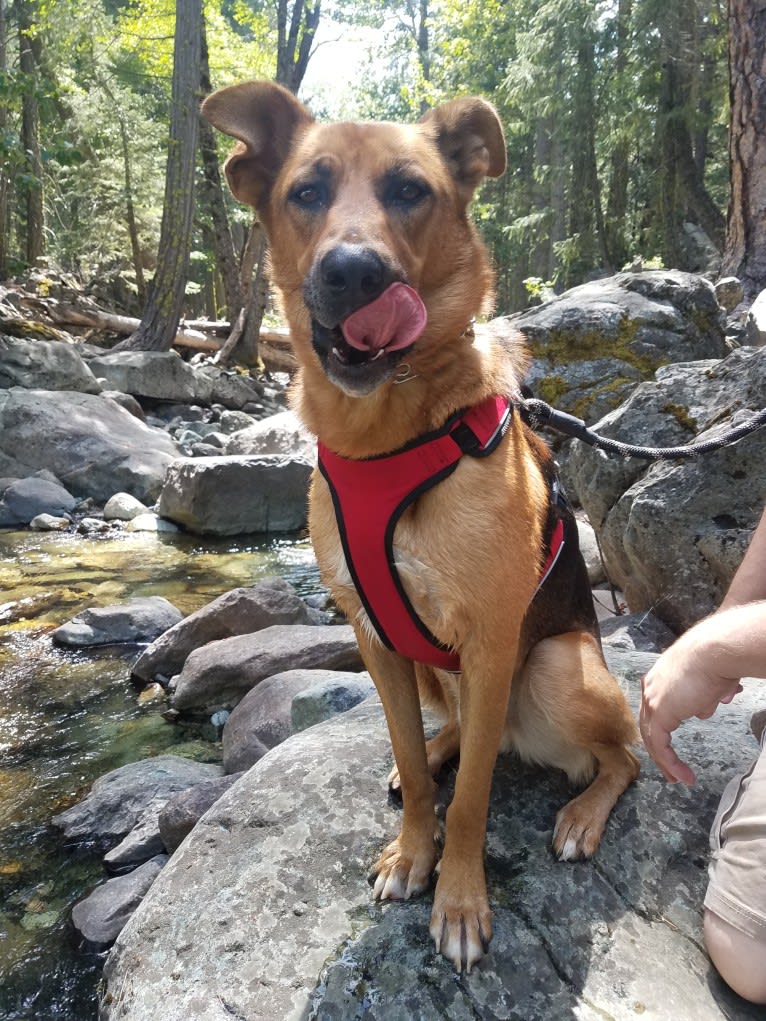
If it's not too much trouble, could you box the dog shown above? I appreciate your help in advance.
[201,81,640,973]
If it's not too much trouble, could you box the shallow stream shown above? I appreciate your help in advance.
[0,527,320,1020]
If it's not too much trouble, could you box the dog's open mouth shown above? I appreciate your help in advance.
[311,283,427,396]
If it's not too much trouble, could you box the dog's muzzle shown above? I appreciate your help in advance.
[304,244,427,397]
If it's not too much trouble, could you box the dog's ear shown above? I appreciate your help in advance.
[201,81,314,211]
[420,97,506,200]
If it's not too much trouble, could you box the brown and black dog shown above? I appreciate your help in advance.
[202,81,639,972]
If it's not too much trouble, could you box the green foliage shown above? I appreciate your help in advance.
[0,0,732,323]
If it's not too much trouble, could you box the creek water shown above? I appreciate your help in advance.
[0,527,321,1021]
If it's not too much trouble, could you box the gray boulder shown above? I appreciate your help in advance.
[103,803,169,872]
[600,612,676,653]
[291,672,376,733]
[223,409,315,460]
[158,774,244,854]
[86,351,201,403]
[569,346,766,630]
[169,624,363,714]
[72,856,168,950]
[0,475,77,526]
[100,663,765,1021]
[222,668,369,773]
[0,334,102,393]
[103,492,149,521]
[85,352,266,410]
[510,270,727,422]
[51,596,183,648]
[157,455,312,536]
[0,388,178,502]
[52,755,222,848]
[131,577,321,684]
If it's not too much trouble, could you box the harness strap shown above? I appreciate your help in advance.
[318,395,563,671]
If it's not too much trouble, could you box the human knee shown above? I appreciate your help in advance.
[704,909,766,1004]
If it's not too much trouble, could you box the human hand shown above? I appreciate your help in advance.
[639,626,743,785]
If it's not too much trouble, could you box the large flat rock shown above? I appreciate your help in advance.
[100,670,764,1021]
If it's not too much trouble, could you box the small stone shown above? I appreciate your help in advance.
[29,513,70,531]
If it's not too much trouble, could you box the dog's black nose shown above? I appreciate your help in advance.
[319,245,392,311]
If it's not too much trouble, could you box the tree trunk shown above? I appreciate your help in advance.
[198,22,242,321]
[654,0,725,269]
[604,0,632,270]
[0,0,9,278]
[18,0,44,268]
[277,0,321,94]
[219,0,322,364]
[567,16,606,284]
[118,0,203,351]
[720,0,766,300]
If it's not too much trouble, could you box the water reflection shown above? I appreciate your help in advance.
[0,527,321,1020]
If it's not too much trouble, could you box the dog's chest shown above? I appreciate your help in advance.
[310,475,457,649]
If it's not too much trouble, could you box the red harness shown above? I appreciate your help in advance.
[317,395,565,671]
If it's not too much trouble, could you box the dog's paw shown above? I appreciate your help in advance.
[552,801,604,861]
[370,834,438,901]
[429,873,492,972]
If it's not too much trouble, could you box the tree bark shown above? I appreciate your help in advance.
[720,0,766,300]
[0,0,9,278]
[118,0,203,351]
[18,0,44,268]
[198,22,242,322]
[604,0,632,270]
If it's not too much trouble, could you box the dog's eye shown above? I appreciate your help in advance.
[387,179,429,207]
[290,183,325,209]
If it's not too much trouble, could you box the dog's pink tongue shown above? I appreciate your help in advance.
[341,282,427,352]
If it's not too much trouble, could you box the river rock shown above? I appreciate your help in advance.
[125,512,180,533]
[51,596,183,647]
[223,409,315,460]
[291,672,376,733]
[72,856,168,950]
[509,270,727,422]
[86,351,202,403]
[746,287,766,346]
[169,624,363,714]
[131,577,322,685]
[158,773,244,854]
[714,276,744,313]
[0,475,77,526]
[84,351,269,410]
[0,334,102,393]
[569,346,766,630]
[29,512,71,530]
[0,388,178,502]
[100,657,764,1021]
[600,611,676,653]
[103,802,168,872]
[222,669,368,773]
[52,755,222,849]
[157,454,312,536]
[103,492,149,521]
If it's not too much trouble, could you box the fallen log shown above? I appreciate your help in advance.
[25,298,296,372]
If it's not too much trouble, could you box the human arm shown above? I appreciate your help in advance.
[639,507,766,784]
[640,601,766,783]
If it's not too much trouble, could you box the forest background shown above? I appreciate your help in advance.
[0,0,762,361]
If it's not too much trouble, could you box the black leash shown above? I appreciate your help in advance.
[521,398,766,461]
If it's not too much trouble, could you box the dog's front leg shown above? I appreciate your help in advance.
[357,630,441,901]
[429,628,519,972]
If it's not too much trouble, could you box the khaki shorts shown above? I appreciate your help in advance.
[704,725,766,940]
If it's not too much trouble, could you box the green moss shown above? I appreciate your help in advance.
[660,402,697,432]
[535,374,571,406]
[569,375,637,420]
[531,314,661,376]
